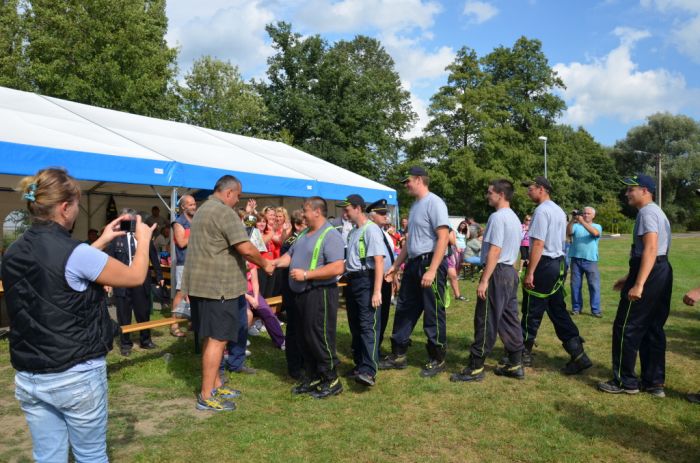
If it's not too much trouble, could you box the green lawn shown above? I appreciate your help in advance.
[1,236,700,462]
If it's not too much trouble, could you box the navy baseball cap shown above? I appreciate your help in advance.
[401,166,428,183]
[521,176,553,193]
[337,194,366,208]
[620,174,656,194]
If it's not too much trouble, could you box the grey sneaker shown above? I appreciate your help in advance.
[687,392,700,404]
[196,393,236,411]
[641,385,665,398]
[356,373,376,386]
[597,380,639,395]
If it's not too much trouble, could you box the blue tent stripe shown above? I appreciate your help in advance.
[0,140,398,203]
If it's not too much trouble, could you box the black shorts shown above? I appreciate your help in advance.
[190,295,242,342]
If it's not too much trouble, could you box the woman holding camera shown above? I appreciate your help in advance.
[1,168,154,462]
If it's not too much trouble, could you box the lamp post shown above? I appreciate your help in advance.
[538,136,548,178]
[633,150,662,208]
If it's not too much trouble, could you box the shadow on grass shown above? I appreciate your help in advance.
[556,401,700,463]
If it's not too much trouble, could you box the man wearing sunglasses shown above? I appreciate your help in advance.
[598,174,672,397]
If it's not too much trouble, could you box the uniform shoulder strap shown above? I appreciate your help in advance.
[309,225,334,271]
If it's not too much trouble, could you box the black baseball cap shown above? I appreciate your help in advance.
[521,176,553,193]
[620,174,656,194]
[401,166,428,183]
[337,194,366,208]
[366,199,389,214]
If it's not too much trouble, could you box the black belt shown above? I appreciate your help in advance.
[408,252,433,263]
[630,255,668,265]
[346,270,370,279]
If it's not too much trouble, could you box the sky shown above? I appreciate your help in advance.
[165,0,700,147]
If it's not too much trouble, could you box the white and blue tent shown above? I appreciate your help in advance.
[0,86,398,242]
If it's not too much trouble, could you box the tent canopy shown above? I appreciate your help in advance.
[0,86,397,204]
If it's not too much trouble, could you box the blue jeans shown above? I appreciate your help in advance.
[570,257,601,314]
[15,364,108,463]
[224,297,249,371]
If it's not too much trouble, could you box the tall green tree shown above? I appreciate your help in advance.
[261,22,326,147]
[613,112,700,228]
[261,22,415,180]
[0,0,26,89]
[178,56,267,136]
[21,0,178,117]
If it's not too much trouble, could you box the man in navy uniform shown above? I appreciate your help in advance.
[380,166,451,377]
[341,195,386,386]
[366,199,396,351]
[599,174,672,397]
[519,177,592,375]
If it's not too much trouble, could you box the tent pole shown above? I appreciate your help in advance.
[170,188,178,302]
[151,186,172,214]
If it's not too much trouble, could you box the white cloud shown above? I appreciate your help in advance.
[462,1,499,24]
[381,33,455,85]
[166,0,274,76]
[294,0,441,34]
[641,0,700,62]
[554,28,695,126]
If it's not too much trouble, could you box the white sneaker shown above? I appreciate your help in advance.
[245,349,252,357]
[246,339,251,347]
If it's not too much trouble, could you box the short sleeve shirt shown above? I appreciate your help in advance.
[528,200,567,258]
[346,221,388,272]
[181,196,249,299]
[481,208,522,265]
[407,192,450,258]
[288,222,345,293]
[632,202,671,257]
[568,223,603,261]
[65,244,109,291]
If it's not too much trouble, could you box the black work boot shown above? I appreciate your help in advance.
[421,344,446,378]
[561,336,593,375]
[494,350,525,380]
[378,341,408,370]
[450,356,485,382]
[521,339,535,367]
[310,376,343,399]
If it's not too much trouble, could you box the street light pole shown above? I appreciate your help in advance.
[633,150,662,208]
[538,136,548,178]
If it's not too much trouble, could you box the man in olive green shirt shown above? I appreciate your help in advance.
[182,175,274,412]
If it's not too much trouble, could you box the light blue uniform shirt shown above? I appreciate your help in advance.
[528,200,567,258]
[632,202,671,257]
[481,208,522,266]
[406,192,450,258]
[346,221,388,272]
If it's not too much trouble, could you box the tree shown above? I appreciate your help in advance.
[21,0,178,118]
[178,56,267,136]
[261,22,415,180]
[0,0,26,89]
[260,22,326,147]
[404,36,631,224]
[613,113,700,228]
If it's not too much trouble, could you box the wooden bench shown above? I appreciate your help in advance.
[120,317,188,334]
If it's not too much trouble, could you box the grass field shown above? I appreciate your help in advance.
[1,236,699,462]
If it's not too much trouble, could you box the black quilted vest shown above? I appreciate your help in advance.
[1,220,115,373]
